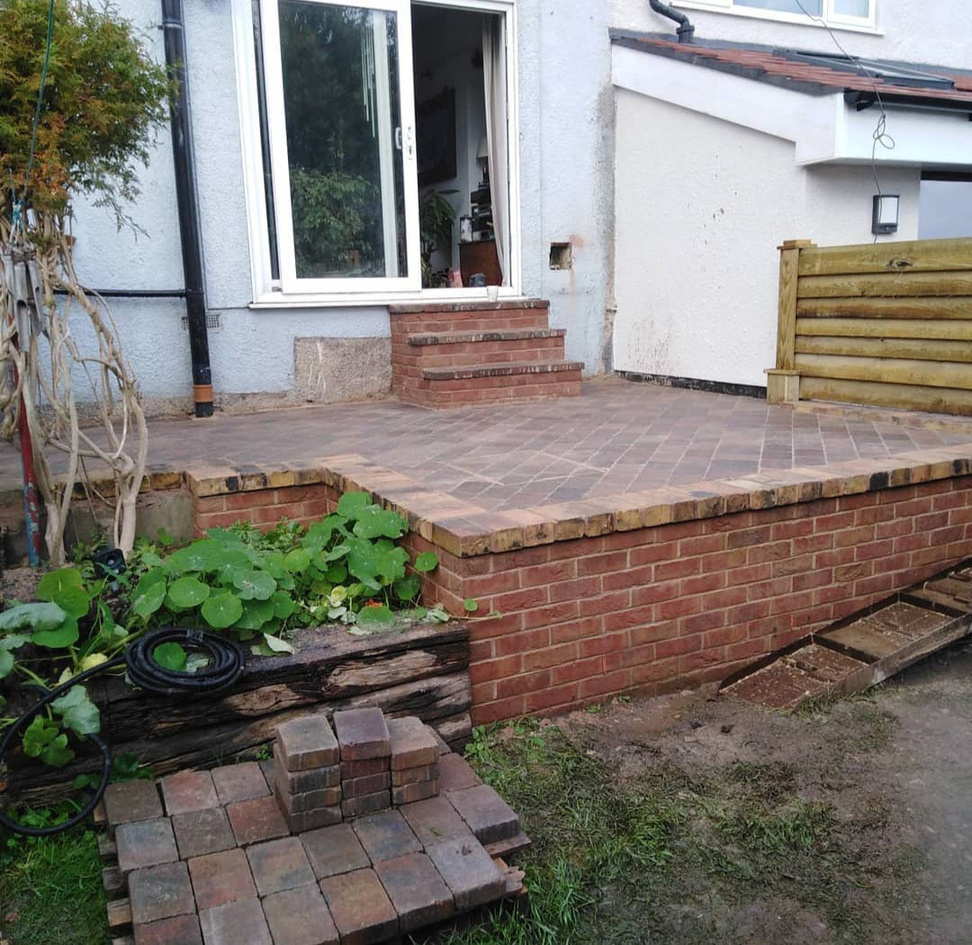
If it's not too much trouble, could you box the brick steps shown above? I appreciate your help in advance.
[390,301,583,408]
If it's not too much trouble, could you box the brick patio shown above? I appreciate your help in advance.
[101,719,528,945]
[5,377,972,723]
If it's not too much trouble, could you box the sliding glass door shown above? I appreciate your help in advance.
[260,0,421,291]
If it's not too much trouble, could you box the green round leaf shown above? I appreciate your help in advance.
[356,604,395,626]
[32,618,80,649]
[413,551,439,573]
[37,567,84,602]
[0,601,67,632]
[131,575,167,619]
[271,591,295,620]
[284,548,312,573]
[152,641,188,672]
[201,591,244,629]
[337,492,372,518]
[352,507,406,540]
[50,585,92,619]
[166,539,234,574]
[166,576,211,610]
[41,734,75,768]
[51,685,101,736]
[393,575,422,602]
[234,598,275,631]
[0,649,14,679]
[463,598,479,614]
[377,547,409,584]
[232,570,277,601]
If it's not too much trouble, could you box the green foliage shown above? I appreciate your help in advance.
[125,493,439,650]
[0,498,441,775]
[0,563,140,775]
[420,189,457,287]
[290,167,380,276]
[0,818,108,945]
[0,0,170,219]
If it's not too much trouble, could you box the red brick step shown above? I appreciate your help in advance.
[421,360,583,382]
[408,328,566,346]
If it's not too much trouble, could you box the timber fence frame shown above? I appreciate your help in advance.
[766,237,972,416]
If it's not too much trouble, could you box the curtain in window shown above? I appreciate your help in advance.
[482,15,509,285]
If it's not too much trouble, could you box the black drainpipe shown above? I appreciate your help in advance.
[162,0,214,418]
[649,0,695,42]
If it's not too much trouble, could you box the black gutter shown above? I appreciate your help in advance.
[845,89,972,117]
[162,0,214,418]
[648,0,694,43]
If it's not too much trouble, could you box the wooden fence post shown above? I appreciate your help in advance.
[766,239,814,405]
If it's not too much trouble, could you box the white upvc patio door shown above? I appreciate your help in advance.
[260,0,421,293]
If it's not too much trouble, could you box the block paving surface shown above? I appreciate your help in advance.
[6,377,970,515]
[103,729,528,945]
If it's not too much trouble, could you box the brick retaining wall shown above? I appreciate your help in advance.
[185,462,972,726]
[405,476,972,723]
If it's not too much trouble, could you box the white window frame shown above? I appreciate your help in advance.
[672,0,877,33]
[231,0,523,307]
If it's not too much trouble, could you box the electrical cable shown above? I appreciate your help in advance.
[0,627,245,837]
[789,0,896,241]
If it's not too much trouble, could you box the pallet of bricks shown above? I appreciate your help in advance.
[98,706,530,945]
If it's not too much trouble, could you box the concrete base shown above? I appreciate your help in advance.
[295,337,392,404]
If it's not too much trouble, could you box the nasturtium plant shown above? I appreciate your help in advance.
[120,494,440,653]
[0,498,445,774]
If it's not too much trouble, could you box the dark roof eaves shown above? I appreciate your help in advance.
[611,34,836,97]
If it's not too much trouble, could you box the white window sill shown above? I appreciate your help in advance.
[671,2,881,35]
[248,287,527,310]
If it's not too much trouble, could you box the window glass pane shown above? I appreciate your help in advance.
[833,0,869,15]
[919,180,972,239]
[735,0,822,14]
[278,1,407,279]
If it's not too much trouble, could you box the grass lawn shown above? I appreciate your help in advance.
[0,815,108,945]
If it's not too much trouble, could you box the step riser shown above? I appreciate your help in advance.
[391,311,549,337]
[393,337,566,372]
[400,371,582,408]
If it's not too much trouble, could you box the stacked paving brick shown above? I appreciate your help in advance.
[99,710,529,945]
[273,717,342,831]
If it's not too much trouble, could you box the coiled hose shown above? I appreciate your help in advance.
[0,627,244,836]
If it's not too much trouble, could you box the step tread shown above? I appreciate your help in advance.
[408,328,565,347]
[422,359,584,381]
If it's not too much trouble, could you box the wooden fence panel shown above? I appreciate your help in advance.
[768,237,972,415]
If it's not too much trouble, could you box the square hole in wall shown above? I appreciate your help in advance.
[549,242,572,270]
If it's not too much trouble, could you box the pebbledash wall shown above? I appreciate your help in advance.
[186,457,972,724]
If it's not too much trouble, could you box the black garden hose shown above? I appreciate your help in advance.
[0,627,244,836]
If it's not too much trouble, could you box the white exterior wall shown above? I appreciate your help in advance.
[64,0,971,410]
[612,89,921,388]
[67,0,613,412]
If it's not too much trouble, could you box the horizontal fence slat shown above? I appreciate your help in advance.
[795,318,972,341]
[796,297,972,319]
[797,271,972,300]
[798,238,972,277]
[794,353,972,390]
[794,336,972,364]
[799,376,972,416]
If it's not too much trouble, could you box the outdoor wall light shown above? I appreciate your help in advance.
[872,194,900,235]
